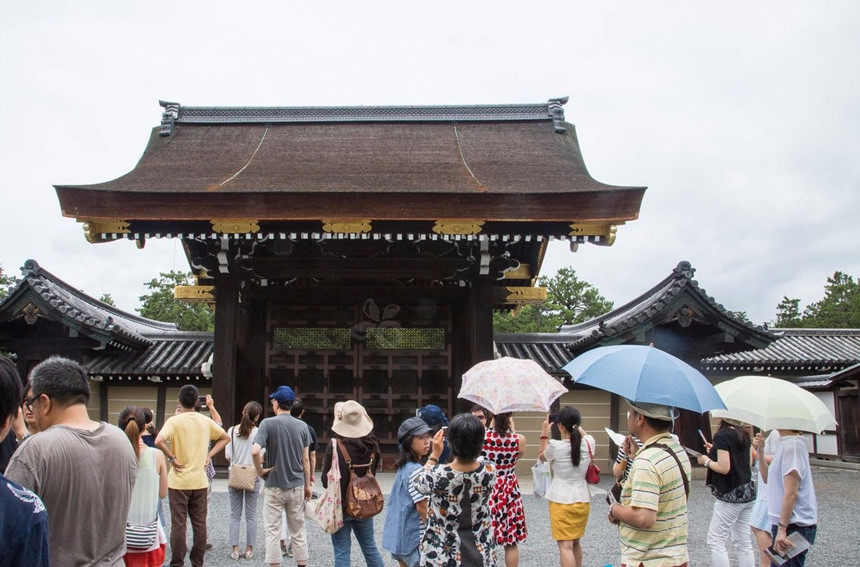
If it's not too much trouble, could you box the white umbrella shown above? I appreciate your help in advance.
[711,375,837,433]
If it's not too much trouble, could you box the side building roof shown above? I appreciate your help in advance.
[0,260,212,381]
[495,261,775,374]
[702,328,860,373]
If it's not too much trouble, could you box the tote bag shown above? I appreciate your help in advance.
[532,460,551,498]
[313,439,344,534]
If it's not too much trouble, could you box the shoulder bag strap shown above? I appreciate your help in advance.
[650,442,690,499]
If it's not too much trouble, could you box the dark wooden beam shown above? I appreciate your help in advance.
[212,273,239,436]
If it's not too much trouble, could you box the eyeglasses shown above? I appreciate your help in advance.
[24,395,37,413]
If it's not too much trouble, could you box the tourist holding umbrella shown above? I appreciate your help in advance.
[710,376,833,566]
[759,430,819,566]
[695,418,756,567]
[750,429,780,566]
[537,406,594,567]
[482,411,527,567]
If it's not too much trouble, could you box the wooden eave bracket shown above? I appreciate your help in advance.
[174,285,215,304]
[491,286,548,306]
[82,219,130,244]
[569,222,622,246]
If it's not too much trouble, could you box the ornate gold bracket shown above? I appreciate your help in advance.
[173,285,215,303]
[432,220,484,235]
[503,264,532,280]
[492,286,548,306]
[211,219,260,234]
[569,223,619,246]
[82,220,130,243]
[321,219,372,233]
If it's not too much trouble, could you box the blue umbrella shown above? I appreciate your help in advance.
[562,345,726,414]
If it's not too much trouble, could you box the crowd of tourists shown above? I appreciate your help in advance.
[0,355,819,567]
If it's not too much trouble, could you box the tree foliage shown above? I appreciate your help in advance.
[0,264,20,301]
[493,267,613,333]
[98,293,116,306]
[774,271,860,328]
[137,271,214,331]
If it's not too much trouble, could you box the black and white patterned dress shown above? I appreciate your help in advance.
[414,462,497,567]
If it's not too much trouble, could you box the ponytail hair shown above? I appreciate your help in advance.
[141,406,158,436]
[557,406,583,467]
[493,412,512,434]
[238,401,263,438]
[118,405,146,460]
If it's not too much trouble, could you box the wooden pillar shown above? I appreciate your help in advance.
[213,273,239,434]
[458,276,493,410]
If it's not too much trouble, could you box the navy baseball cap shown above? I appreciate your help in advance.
[417,404,448,427]
[270,385,296,404]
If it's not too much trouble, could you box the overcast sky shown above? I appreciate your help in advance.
[1,1,858,325]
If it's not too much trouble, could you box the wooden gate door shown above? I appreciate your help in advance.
[837,390,859,461]
[265,298,453,468]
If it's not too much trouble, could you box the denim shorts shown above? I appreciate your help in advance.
[749,498,771,531]
[390,548,420,567]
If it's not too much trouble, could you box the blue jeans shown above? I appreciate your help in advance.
[330,515,384,567]
[770,523,817,566]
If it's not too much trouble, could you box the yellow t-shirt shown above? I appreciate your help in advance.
[160,412,226,490]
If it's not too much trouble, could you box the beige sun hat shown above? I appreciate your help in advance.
[627,400,680,421]
[332,400,374,438]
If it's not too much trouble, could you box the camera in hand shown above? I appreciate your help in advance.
[548,414,559,424]
[197,395,208,411]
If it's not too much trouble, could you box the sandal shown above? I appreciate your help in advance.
[229,551,240,560]
[244,550,254,559]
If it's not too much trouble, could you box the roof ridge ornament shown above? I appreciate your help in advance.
[548,97,569,133]
[159,100,180,137]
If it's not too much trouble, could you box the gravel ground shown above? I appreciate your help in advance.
[164,466,857,566]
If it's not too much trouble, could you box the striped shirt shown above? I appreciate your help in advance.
[619,432,690,567]
[408,465,428,537]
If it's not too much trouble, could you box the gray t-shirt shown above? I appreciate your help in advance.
[6,422,138,567]
[254,413,310,489]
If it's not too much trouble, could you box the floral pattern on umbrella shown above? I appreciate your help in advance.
[458,357,567,415]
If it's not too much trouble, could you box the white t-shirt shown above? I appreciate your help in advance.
[543,435,594,504]
[767,434,818,526]
[755,430,780,502]
[225,425,259,466]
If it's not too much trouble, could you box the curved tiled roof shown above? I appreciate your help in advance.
[559,261,774,351]
[85,331,213,379]
[1,260,179,348]
[702,328,860,371]
[493,261,776,375]
[493,334,575,375]
[55,98,645,225]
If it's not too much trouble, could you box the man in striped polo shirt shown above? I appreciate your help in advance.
[608,401,691,567]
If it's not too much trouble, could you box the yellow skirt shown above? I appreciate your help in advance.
[548,501,590,541]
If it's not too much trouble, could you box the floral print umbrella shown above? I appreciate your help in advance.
[458,356,567,414]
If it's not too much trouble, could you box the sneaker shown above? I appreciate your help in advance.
[281,542,288,556]
[244,550,254,559]
[286,544,293,557]
[229,551,240,560]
